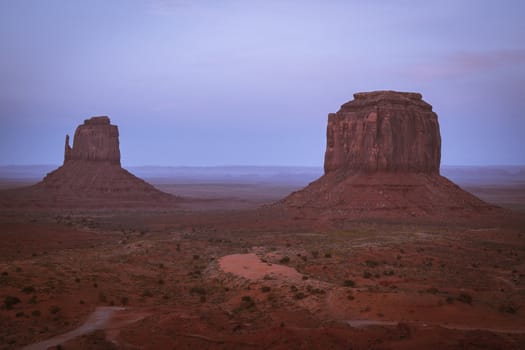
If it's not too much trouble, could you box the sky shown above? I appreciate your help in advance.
[1,0,524,167]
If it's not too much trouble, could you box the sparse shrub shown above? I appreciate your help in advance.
[75,278,80,283]
[311,251,319,258]
[279,256,290,264]
[261,286,271,293]
[1,271,7,276]
[31,310,41,317]
[240,295,255,309]
[383,270,395,276]
[457,293,472,304]
[365,260,379,267]
[302,275,309,280]
[199,295,206,303]
[343,279,356,287]
[499,303,518,314]
[193,255,200,260]
[21,286,36,293]
[290,285,298,292]
[4,296,21,309]
[445,296,454,304]
[79,300,85,304]
[426,287,439,294]
[29,295,38,304]
[142,290,153,297]
[324,253,332,258]
[50,306,61,314]
[190,286,206,295]
[294,292,306,300]
[157,279,164,285]
[98,292,107,302]
[363,271,372,279]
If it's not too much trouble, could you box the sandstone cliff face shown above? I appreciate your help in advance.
[324,91,441,174]
[64,116,120,165]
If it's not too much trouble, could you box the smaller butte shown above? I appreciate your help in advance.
[1,116,174,208]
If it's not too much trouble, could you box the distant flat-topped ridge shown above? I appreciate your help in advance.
[339,90,433,113]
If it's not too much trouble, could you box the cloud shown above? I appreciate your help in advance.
[410,49,525,80]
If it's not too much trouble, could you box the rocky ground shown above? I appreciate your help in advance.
[0,204,524,349]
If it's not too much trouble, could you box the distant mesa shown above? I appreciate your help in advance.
[3,116,174,208]
[278,90,501,223]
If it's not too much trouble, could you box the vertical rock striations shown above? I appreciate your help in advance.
[324,91,441,174]
[278,91,500,224]
[64,116,120,164]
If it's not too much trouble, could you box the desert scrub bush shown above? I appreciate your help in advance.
[31,310,41,317]
[120,296,129,306]
[343,279,356,287]
[234,295,256,313]
[189,286,206,295]
[279,256,290,264]
[240,295,255,309]
[98,292,107,302]
[363,271,372,279]
[311,251,319,258]
[4,295,21,309]
[294,292,306,300]
[142,290,153,297]
[29,295,38,304]
[21,286,36,293]
[324,253,332,258]
[50,306,61,314]
[457,293,472,304]
[365,260,379,267]
[261,286,271,293]
[499,302,518,314]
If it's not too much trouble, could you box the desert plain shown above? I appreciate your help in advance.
[0,165,524,350]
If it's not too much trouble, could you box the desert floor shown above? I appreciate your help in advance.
[0,177,524,349]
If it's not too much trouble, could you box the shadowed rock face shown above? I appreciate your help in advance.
[64,116,120,165]
[324,91,441,174]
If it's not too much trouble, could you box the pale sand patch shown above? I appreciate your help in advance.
[219,253,303,280]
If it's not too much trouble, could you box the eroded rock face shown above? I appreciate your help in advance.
[324,91,441,174]
[64,116,120,165]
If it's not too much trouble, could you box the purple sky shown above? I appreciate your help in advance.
[1,0,524,166]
